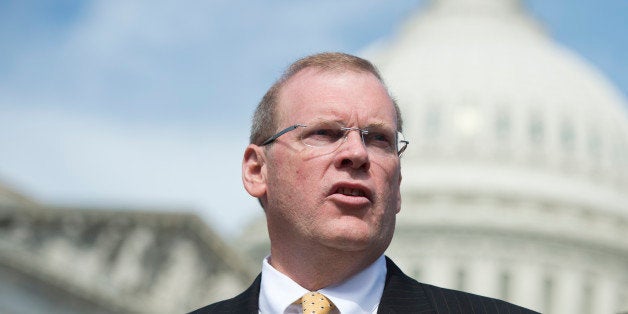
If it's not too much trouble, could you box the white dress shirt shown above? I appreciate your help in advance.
[258,255,386,314]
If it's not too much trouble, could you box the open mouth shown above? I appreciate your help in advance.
[330,182,372,203]
[336,187,366,197]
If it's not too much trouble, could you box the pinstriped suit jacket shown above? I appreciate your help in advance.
[189,257,539,314]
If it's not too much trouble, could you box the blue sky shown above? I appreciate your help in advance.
[0,0,626,237]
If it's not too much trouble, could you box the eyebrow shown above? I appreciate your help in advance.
[365,122,387,129]
[306,119,392,130]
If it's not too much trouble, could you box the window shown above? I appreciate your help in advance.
[560,118,575,153]
[495,107,511,141]
[542,276,554,314]
[455,267,467,291]
[499,270,511,301]
[587,127,601,160]
[425,105,441,139]
[581,279,594,314]
[528,111,544,145]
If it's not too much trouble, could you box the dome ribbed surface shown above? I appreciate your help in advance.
[370,0,628,215]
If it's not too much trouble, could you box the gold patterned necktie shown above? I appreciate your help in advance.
[300,291,335,314]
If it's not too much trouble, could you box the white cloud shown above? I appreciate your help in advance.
[1,0,423,127]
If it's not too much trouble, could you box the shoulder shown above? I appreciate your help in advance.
[188,295,249,314]
[419,283,540,314]
[382,257,539,314]
[188,274,261,314]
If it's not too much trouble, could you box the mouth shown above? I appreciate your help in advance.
[336,187,367,197]
[330,183,372,203]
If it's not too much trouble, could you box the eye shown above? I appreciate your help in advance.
[364,131,394,150]
[302,127,344,146]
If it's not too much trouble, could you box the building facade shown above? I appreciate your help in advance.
[372,0,628,313]
[0,182,255,313]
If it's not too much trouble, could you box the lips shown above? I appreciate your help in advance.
[330,182,372,202]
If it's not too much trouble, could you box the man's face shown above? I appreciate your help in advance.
[259,68,401,254]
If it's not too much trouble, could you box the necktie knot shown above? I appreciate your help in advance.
[300,291,335,314]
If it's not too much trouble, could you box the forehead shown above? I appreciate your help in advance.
[276,68,397,127]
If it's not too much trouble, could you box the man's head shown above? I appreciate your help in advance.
[242,52,404,261]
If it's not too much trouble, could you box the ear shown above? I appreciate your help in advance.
[242,144,268,199]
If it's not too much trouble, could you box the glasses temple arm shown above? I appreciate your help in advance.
[260,124,305,146]
[398,140,409,156]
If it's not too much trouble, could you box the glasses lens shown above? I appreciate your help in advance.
[298,120,403,157]
[300,121,345,149]
[362,129,397,155]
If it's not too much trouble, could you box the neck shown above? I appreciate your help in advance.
[268,240,383,291]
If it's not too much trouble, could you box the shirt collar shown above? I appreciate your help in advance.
[259,255,386,314]
[259,255,309,313]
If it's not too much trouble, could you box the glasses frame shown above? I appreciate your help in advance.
[260,123,409,156]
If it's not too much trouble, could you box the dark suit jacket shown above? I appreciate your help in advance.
[190,257,539,314]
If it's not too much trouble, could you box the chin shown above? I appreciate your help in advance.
[324,240,372,252]
[321,229,378,252]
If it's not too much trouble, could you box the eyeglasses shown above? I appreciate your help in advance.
[260,120,409,156]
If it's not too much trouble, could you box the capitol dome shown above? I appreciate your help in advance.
[371,0,628,313]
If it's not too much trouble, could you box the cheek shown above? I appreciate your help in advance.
[274,163,318,204]
[294,164,321,186]
[373,161,400,189]
[372,164,402,212]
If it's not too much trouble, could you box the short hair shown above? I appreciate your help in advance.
[249,52,403,145]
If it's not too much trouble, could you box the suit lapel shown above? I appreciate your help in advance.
[377,257,435,314]
[232,273,262,314]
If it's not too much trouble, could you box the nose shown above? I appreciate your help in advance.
[334,129,370,170]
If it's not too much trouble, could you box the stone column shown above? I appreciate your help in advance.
[553,268,581,314]
[423,256,455,289]
[510,262,542,312]
[595,275,618,314]
[467,257,499,299]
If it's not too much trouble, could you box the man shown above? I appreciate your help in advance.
[191,52,537,313]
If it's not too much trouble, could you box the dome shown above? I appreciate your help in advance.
[369,0,628,312]
[372,0,628,212]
